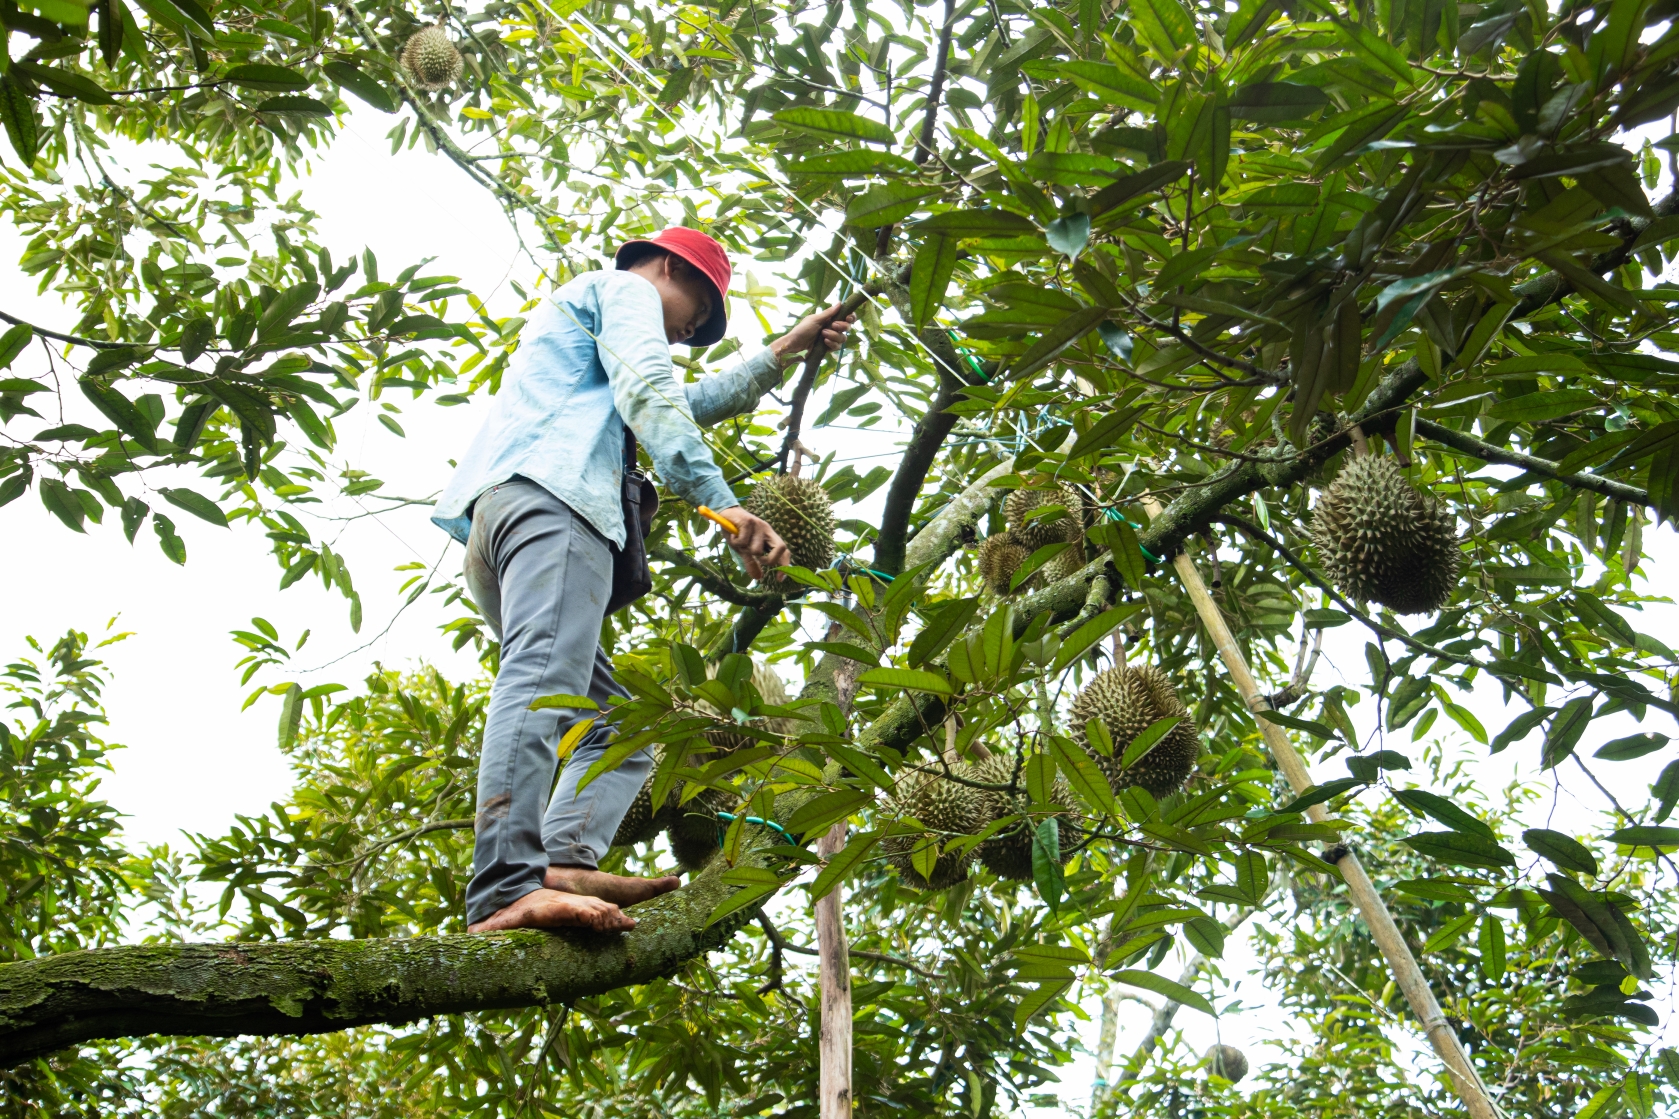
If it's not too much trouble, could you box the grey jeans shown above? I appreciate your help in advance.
[462,478,649,924]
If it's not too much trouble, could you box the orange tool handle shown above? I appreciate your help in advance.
[696,505,739,535]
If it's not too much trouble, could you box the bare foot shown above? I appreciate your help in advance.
[544,865,682,907]
[467,888,635,934]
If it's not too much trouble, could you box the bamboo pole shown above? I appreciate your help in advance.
[1141,499,1502,1119]
[816,822,852,1118]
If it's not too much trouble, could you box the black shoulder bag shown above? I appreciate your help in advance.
[607,426,659,613]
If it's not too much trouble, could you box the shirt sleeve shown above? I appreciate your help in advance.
[684,347,785,428]
[593,272,739,513]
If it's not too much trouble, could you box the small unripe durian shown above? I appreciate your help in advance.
[1309,454,1461,615]
[1204,1043,1249,1083]
[401,26,463,91]
[1004,483,1087,550]
[977,532,1031,595]
[1070,664,1200,797]
[745,473,836,571]
[881,769,986,890]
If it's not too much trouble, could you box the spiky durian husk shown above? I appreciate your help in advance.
[666,786,733,871]
[1042,538,1088,584]
[745,473,836,571]
[1309,455,1461,615]
[1070,664,1200,797]
[1204,1044,1250,1084]
[702,662,797,754]
[1004,483,1088,550]
[881,768,987,890]
[401,26,463,90]
[613,771,667,847]
[967,755,1078,881]
[977,532,1031,596]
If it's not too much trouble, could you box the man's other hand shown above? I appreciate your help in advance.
[771,303,857,367]
[717,506,790,581]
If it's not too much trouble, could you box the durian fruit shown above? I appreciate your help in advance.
[612,772,667,847]
[881,768,987,890]
[968,754,1074,881]
[1070,664,1200,797]
[1004,483,1088,550]
[1042,537,1088,583]
[702,661,797,755]
[1204,1043,1249,1084]
[666,786,732,872]
[745,473,836,571]
[1309,454,1461,615]
[401,26,463,91]
[977,532,1031,596]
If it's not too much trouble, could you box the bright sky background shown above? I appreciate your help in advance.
[3,99,1678,1114]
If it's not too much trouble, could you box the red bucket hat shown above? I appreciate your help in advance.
[614,227,732,348]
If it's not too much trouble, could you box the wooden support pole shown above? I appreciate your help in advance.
[1142,500,1501,1119]
[816,822,852,1119]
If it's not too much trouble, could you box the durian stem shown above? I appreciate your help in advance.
[1143,498,1504,1119]
[1347,424,1370,457]
[816,822,853,1119]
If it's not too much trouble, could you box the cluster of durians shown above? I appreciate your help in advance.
[1309,454,1461,615]
[881,662,1201,890]
[975,483,1092,596]
[612,661,797,871]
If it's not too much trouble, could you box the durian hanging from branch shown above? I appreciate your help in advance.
[1070,664,1200,798]
[975,481,1092,596]
[745,473,836,572]
[401,24,464,91]
[1309,453,1461,615]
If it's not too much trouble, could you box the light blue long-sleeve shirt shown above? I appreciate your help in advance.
[431,269,783,547]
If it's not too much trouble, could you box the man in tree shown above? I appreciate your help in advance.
[431,228,853,934]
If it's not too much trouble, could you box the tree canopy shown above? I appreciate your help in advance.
[4,0,1679,1111]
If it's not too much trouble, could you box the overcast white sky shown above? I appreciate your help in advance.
[4,102,1678,1114]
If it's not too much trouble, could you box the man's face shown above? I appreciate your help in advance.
[633,254,715,344]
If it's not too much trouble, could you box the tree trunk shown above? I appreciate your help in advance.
[816,822,852,1119]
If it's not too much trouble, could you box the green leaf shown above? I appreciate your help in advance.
[1606,825,1679,850]
[256,95,334,116]
[1129,0,1195,56]
[157,486,228,527]
[1065,402,1147,460]
[1227,81,1330,121]
[1110,969,1216,1016]
[1051,604,1139,672]
[914,209,1039,237]
[1594,732,1669,761]
[222,64,311,92]
[1491,706,1552,754]
[845,181,935,228]
[153,511,186,564]
[856,667,952,696]
[908,597,979,668]
[788,789,873,839]
[12,62,115,105]
[1058,61,1158,112]
[706,880,784,927]
[1423,912,1479,953]
[1006,306,1108,382]
[1542,697,1595,769]
[1013,977,1075,1028]
[1120,715,1182,769]
[1278,776,1364,814]
[1255,708,1336,740]
[1088,161,1190,216]
[825,743,894,793]
[1402,830,1517,869]
[909,235,958,329]
[1391,788,1496,840]
[0,324,32,369]
[1032,817,1063,911]
[810,830,880,901]
[79,378,159,453]
[322,60,396,113]
[1045,213,1090,258]
[1153,244,1222,292]
[789,151,919,178]
[0,75,41,167]
[770,107,895,145]
[1045,734,1117,816]
[1485,389,1602,425]
[803,641,881,666]
[526,693,599,711]
[276,683,303,751]
[1523,828,1599,875]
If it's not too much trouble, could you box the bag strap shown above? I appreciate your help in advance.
[623,424,639,473]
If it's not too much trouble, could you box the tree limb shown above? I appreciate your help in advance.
[0,309,124,351]
[649,542,785,608]
[1414,418,1651,506]
[777,287,878,472]
[0,788,818,1064]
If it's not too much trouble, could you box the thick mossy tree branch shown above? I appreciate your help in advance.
[0,789,818,1064]
[1415,418,1650,505]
